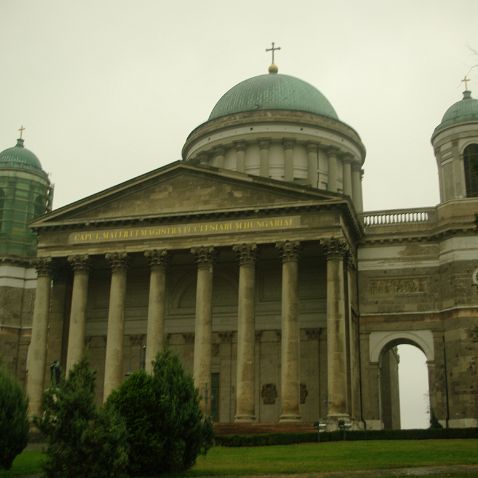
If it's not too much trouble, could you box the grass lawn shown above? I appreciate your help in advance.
[1,439,478,477]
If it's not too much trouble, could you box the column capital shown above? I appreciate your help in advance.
[306,142,319,153]
[322,238,349,260]
[145,249,168,268]
[105,252,128,271]
[342,153,354,163]
[233,243,257,265]
[234,141,247,152]
[258,139,270,149]
[68,254,90,273]
[283,139,295,150]
[191,246,215,267]
[34,257,52,277]
[276,240,301,262]
[213,146,226,156]
[325,146,339,156]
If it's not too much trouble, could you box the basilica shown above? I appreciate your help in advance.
[1,60,478,430]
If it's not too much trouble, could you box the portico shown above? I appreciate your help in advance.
[26,162,360,426]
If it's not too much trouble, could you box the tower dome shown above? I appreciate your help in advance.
[0,138,46,177]
[431,89,478,203]
[0,135,53,257]
[433,90,478,135]
[183,66,366,212]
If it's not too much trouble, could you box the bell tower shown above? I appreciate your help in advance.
[431,82,478,203]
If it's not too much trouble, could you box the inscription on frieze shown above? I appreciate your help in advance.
[69,216,301,244]
[368,277,429,296]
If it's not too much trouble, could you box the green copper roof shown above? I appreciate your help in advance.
[209,72,338,120]
[0,138,44,172]
[435,91,478,132]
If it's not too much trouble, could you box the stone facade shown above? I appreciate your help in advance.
[2,72,478,431]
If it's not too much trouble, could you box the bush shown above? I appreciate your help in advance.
[107,349,213,476]
[0,366,29,470]
[36,358,128,478]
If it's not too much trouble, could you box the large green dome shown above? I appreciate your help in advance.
[435,90,478,133]
[0,138,44,173]
[209,72,338,121]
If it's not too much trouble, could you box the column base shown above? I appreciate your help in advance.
[326,414,351,431]
[234,415,256,423]
[279,414,301,423]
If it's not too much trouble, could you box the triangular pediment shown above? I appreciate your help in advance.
[32,162,345,227]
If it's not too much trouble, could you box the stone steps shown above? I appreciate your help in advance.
[213,422,317,435]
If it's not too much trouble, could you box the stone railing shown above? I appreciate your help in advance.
[361,207,436,227]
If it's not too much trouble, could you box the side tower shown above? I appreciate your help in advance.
[431,88,478,201]
[0,132,53,383]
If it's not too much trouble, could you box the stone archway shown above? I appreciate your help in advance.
[369,330,434,430]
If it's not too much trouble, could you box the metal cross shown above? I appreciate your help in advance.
[462,75,471,90]
[18,125,25,139]
[266,42,281,64]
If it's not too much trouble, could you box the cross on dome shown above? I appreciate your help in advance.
[18,125,25,139]
[266,42,281,74]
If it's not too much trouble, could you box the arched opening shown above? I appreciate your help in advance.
[464,144,478,197]
[379,341,430,429]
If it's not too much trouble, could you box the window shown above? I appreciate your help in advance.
[464,144,478,197]
[33,195,46,219]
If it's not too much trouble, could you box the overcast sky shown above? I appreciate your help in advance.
[2,0,476,428]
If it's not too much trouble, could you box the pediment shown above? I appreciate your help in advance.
[33,163,343,226]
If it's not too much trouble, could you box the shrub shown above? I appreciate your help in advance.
[0,366,29,470]
[36,358,128,478]
[107,349,213,476]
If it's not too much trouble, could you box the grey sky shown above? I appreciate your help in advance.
[1,0,476,428]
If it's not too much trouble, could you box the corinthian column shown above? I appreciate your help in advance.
[103,252,128,400]
[26,257,52,417]
[233,243,257,422]
[66,255,90,374]
[191,246,215,414]
[323,238,349,425]
[276,240,301,422]
[144,249,168,373]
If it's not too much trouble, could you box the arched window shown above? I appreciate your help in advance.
[33,195,46,219]
[0,189,4,230]
[464,144,478,197]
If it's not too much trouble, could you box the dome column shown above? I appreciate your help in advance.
[283,140,295,182]
[235,142,246,173]
[352,165,363,212]
[306,143,319,187]
[213,147,226,169]
[327,148,338,192]
[26,257,52,417]
[276,240,301,422]
[343,155,353,197]
[259,140,270,177]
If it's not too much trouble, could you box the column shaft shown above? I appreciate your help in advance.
[343,159,353,197]
[234,244,256,422]
[307,143,318,187]
[284,141,295,182]
[328,151,338,192]
[352,166,363,212]
[66,255,89,374]
[103,253,128,400]
[276,241,301,422]
[192,247,215,414]
[259,140,270,177]
[325,239,349,422]
[145,250,168,373]
[26,258,52,417]
[235,142,246,172]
